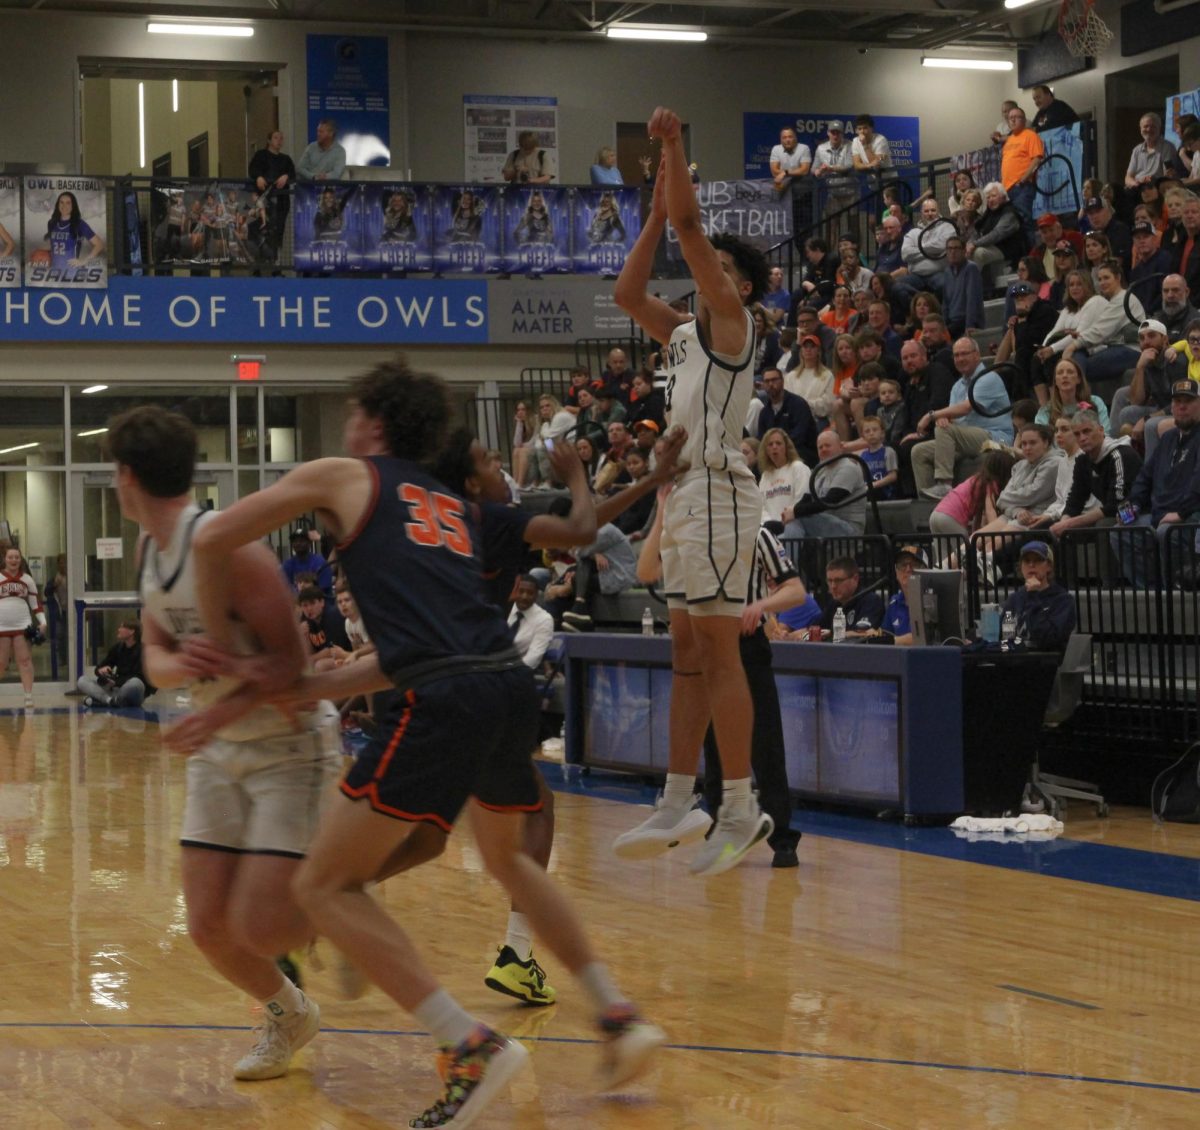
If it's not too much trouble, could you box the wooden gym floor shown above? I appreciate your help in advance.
[1,702,1199,1128]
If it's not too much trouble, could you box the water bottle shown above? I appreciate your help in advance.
[1001,610,1016,644]
[832,607,847,643]
[642,607,654,637]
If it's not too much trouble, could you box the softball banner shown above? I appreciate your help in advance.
[0,178,19,288]
[22,176,108,289]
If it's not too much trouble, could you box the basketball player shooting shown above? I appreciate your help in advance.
[613,106,772,876]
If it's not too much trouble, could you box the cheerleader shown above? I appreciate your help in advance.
[0,547,45,708]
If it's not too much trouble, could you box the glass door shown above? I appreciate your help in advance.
[68,469,234,678]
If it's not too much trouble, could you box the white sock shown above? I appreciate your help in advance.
[663,772,696,808]
[504,911,534,962]
[261,971,304,1020]
[413,988,477,1049]
[577,961,625,1015]
[722,777,753,815]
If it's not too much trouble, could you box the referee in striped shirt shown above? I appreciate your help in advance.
[639,494,807,868]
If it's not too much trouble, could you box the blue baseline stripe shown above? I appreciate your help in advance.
[537,762,1200,903]
[1,1021,1197,1095]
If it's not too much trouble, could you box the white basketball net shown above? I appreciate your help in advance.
[1059,0,1114,57]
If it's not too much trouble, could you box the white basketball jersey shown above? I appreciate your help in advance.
[140,504,307,743]
[663,309,756,475]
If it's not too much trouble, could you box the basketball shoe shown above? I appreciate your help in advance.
[597,1004,666,1091]
[409,1025,529,1129]
[484,945,557,1006]
[688,796,773,876]
[612,793,712,860]
[233,991,320,1080]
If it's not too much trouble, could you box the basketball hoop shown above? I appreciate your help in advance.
[1058,0,1113,57]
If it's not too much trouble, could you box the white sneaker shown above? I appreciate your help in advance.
[23,693,33,709]
[598,1008,666,1091]
[233,992,320,1080]
[612,794,712,860]
[688,800,774,876]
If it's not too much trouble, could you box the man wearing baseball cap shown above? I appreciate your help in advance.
[1129,220,1173,313]
[812,122,857,218]
[1113,377,1200,589]
[1109,317,1189,444]
[1000,540,1076,651]
[995,280,1058,400]
[1082,196,1131,262]
[1032,213,1084,277]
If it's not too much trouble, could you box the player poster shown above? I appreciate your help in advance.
[0,177,19,288]
[500,186,570,274]
[293,183,365,272]
[22,175,108,288]
[151,182,273,267]
[571,187,641,275]
[432,185,501,274]
[360,184,433,272]
[463,95,558,183]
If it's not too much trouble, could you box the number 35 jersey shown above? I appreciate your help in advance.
[663,309,756,476]
[335,456,516,681]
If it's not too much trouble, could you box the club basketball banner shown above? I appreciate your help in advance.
[665,179,791,259]
[500,186,571,274]
[0,177,19,288]
[1034,124,1085,215]
[432,185,502,274]
[572,187,641,275]
[951,147,1002,197]
[22,176,108,289]
[360,184,434,272]
[293,183,366,272]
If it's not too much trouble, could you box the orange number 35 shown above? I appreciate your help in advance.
[399,484,474,557]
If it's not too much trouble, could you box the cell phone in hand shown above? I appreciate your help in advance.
[544,437,555,452]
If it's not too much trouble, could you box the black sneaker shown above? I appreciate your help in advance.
[562,606,594,630]
[771,845,800,869]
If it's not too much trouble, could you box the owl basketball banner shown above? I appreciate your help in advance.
[22,176,108,289]
[500,186,571,274]
[432,185,502,274]
[360,184,434,272]
[571,188,641,275]
[293,183,366,273]
[665,179,791,259]
[0,178,19,287]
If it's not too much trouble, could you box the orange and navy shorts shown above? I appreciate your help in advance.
[341,665,542,832]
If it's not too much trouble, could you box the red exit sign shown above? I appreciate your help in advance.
[237,360,261,381]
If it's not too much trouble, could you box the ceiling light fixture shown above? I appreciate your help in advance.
[77,428,110,438]
[81,385,108,394]
[922,57,1014,71]
[0,443,40,455]
[147,21,254,38]
[606,27,707,42]
[1003,0,1043,9]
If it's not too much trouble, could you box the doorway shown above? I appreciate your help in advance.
[1103,55,1180,188]
[67,469,234,679]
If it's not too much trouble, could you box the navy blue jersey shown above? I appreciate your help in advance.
[336,457,515,679]
[477,501,536,610]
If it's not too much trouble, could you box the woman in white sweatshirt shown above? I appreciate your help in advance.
[784,333,836,421]
[757,428,812,525]
[1061,260,1144,386]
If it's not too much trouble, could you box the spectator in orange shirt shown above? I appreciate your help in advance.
[1001,106,1045,246]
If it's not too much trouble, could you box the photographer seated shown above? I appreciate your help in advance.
[77,618,152,708]
[1001,541,1076,651]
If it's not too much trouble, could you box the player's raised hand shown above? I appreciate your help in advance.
[647,107,682,142]
[649,153,668,223]
[651,425,689,480]
[547,432,587,483]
